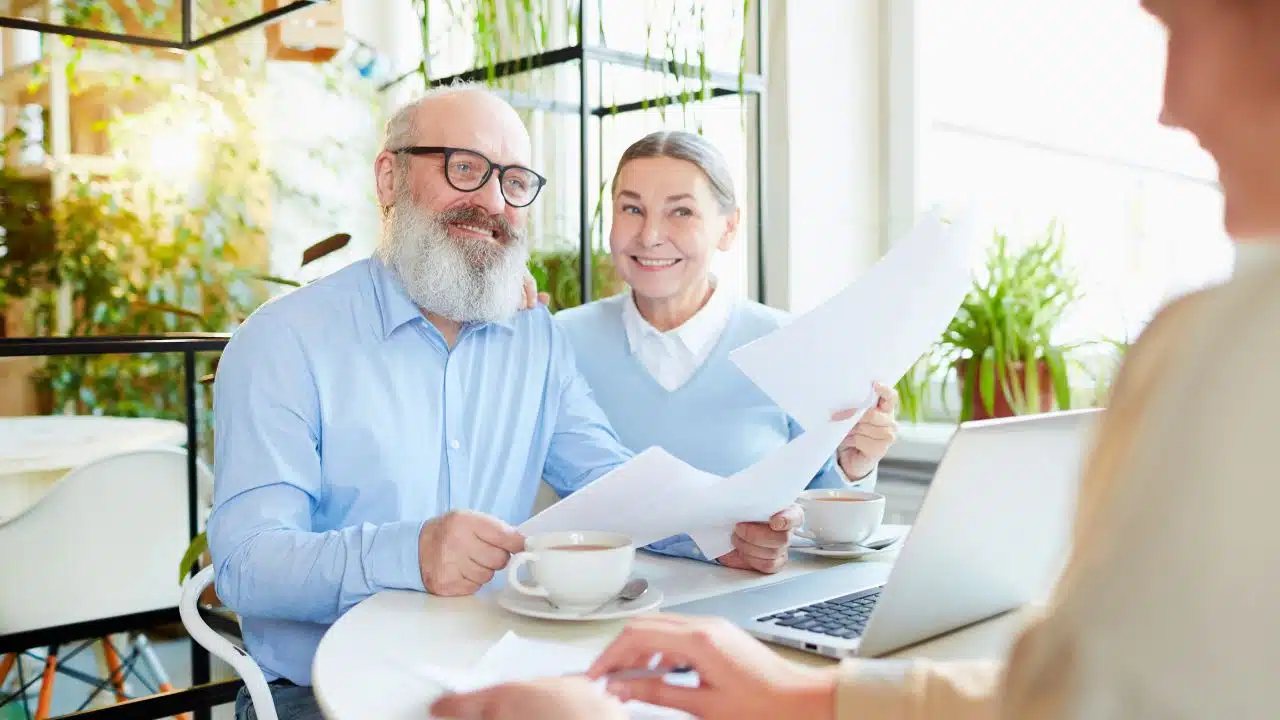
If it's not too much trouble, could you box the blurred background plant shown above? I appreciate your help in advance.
[0,2,367,447]
[895,221,1092,423]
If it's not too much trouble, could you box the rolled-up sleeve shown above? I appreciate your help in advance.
[207,310,425,626]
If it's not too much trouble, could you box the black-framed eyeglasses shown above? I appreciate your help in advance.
[393,146,548,208]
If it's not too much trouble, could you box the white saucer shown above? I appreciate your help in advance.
[496,585,664,621]
[789,526,907,559]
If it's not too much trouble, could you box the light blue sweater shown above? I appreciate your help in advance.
[556,294,865,560]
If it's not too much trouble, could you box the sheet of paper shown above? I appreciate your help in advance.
[729,208,979,431]
[521,437,853,559]
[686,414,858,558]
[522,419,868,559]
[422,632,696,719]
[519,447,722,547]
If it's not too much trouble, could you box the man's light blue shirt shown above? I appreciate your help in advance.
[207,258,636,685]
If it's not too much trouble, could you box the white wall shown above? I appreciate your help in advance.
[763,0,892,314]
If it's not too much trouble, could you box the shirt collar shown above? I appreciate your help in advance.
[368,258,516,341]
[370,258,422,340]
[620,277,734,357]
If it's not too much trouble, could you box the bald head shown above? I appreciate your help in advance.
[383,84,531,165]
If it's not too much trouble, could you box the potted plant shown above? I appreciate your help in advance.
[900,222,1085,422]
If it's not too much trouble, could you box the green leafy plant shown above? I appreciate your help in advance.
[0,6,366,581]
[177,529,209,584]
[3,3,370,417]
[410,1,745,120]
[897,222,1085,423]
[527,247,622,311]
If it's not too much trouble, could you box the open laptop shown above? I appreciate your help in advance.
[665,408,1101,659]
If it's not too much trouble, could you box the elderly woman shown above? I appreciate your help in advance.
[434,0,1280,718]
[551,130,900,572]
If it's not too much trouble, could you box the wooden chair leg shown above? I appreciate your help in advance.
[35,646,57,720]
[0,652,15,687]
[101,637,128,703]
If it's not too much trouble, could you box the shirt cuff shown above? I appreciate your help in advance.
[370,519,427,593]
[834,658,927,716]
[836,459,878,491]
[834,657,1005,717]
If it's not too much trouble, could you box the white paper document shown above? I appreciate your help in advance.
[520,209,975,559]
[686,414,857,559]
[423,632,696,719]
[518,447,723,548]
[519,424,851,559]
[729,208,978,431]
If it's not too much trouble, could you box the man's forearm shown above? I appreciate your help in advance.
[211,518,425,625]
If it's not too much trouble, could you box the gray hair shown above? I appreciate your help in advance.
[612,130,737,214]
[382,78,486,153]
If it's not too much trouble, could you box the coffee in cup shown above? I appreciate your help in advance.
[506,531,634,611]
[796,489,885,544]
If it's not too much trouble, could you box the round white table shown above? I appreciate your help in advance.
[312,531,1035,720]
[0,415,189,519]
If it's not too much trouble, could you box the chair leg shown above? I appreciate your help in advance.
[101,637,129,703]
[35,645,57,720]
[0,652,14,688]
[133,634,190,720]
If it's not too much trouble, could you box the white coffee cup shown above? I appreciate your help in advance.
[506,531,635,611]
[796,489,885,544]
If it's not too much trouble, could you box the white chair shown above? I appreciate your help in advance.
[0,446,212,716]
[180,567,277,720]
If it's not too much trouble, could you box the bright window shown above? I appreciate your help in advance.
[916,0,1235,348]
[411,0,756,303]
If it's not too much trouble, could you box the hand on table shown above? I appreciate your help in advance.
[832,381,900,480]
[431,677,625,720]
[589,614,837,720]
[520,273,551,310]
[716,505,803,574]
[418,510,525,596]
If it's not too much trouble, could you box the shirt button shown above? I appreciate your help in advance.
[450,439,460,450]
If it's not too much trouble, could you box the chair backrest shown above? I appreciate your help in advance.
[181,566,278,720]
[0,447,212,635]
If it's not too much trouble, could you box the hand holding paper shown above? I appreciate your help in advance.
[686,412,859,559]
[519,209,976,562]
[834,381,902,480]
[729,208,977,431]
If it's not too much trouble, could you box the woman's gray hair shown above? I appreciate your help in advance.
[613,130,737,214]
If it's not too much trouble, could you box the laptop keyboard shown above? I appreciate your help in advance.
[755,587,881,640]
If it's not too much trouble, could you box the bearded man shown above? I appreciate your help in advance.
[207,85,798,720]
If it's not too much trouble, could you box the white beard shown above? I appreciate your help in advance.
[374,200,529,324]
